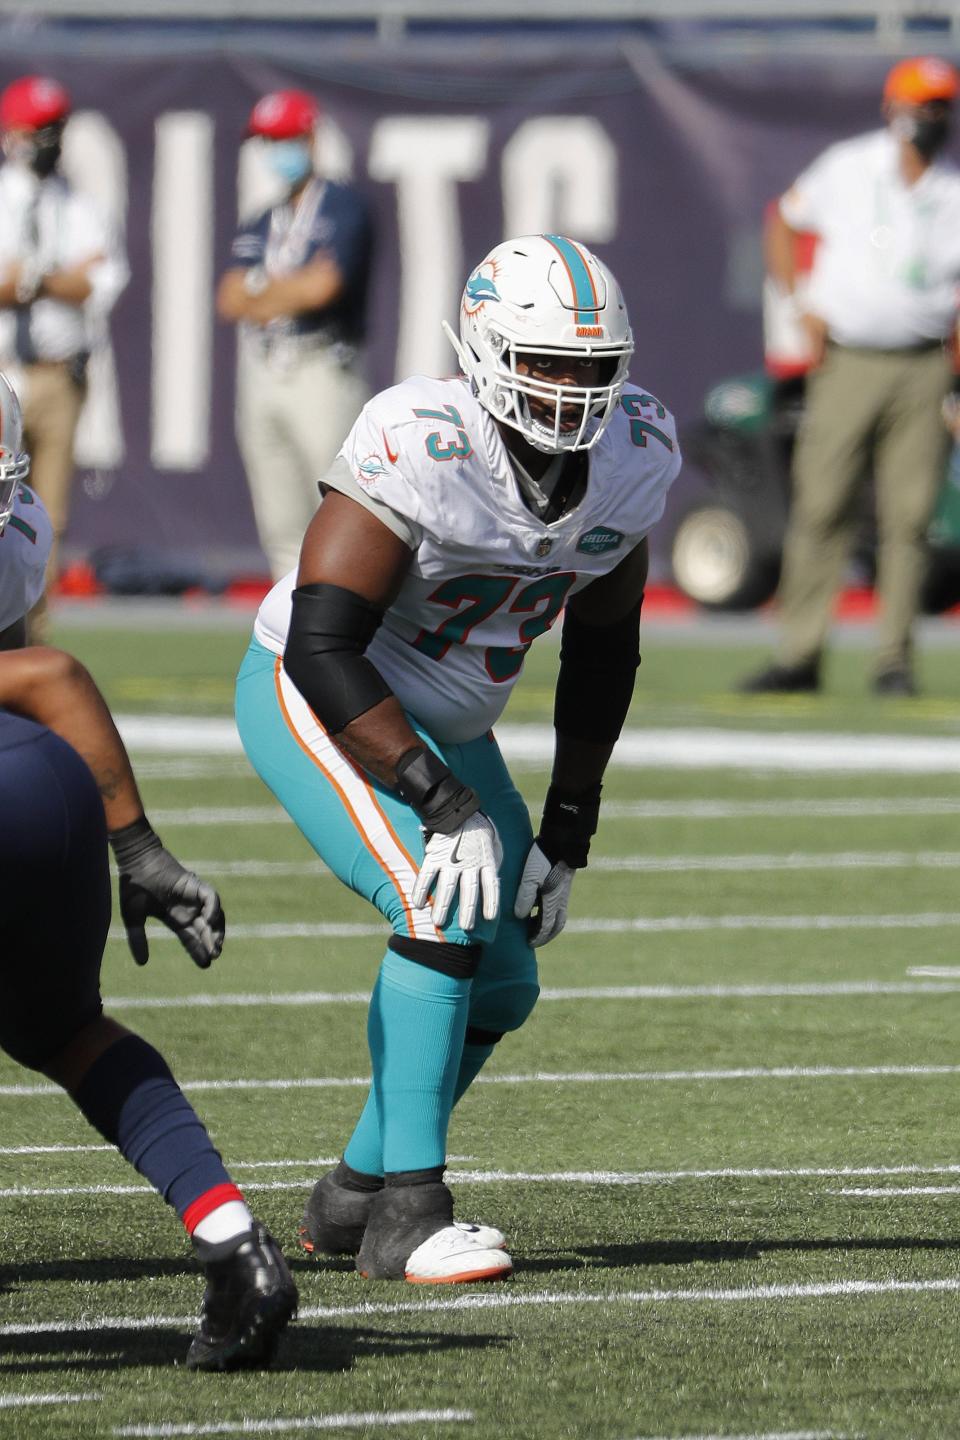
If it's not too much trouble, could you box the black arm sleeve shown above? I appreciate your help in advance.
[283,582,394,734]
[553,603,642,744]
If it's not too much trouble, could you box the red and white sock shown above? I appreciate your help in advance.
[183,1183,254,1245]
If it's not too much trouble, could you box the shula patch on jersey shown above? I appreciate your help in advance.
[576,525,623,555]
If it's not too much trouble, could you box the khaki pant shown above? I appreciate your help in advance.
[776,343,952,675]
[237,342,369,581]
[20,362,87,641]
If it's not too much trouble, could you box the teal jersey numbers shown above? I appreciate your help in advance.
[413,404,474,462]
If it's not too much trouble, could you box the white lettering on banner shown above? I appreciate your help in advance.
[151,114,213,470]
[64,111,127,470]
[368,117,489,380]
[502,117,617,242]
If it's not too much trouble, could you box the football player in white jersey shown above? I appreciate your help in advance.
[236,234,682,1284]
[0,370,52,649]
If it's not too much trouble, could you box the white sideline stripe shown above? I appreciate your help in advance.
[167,851,960,879]
[10,1162,960,1201]
[910,967,960,977]
[113,1411,474,1437]
[6,1276,960,1340]
[6,1061,960,1100]
[100,980,960,1011]
[103,912,960,943]
[145,797,960,827]
[0,1392,101,1409]
[117,716,960,773]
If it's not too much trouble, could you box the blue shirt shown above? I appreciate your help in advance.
[230,180,373,347]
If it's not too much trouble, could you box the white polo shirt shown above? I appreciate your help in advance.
[0,162,129,364]
[781,128,960,349]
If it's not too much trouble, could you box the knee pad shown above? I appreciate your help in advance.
[467,979,540,1038]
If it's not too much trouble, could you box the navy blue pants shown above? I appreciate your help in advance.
[0,713,109,1068]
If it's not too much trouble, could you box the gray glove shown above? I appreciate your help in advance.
[109,817,225,968]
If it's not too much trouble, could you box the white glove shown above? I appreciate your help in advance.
[514,841,576,948]
[411,812,503,931]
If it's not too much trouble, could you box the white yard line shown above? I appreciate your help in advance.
[6,1062,960,1101]
[103,913,960,943]
[833,1186,960,1197]
[626,1432,852,1440]
[626,1432,850,1440]
[0,1393,100,1409]
[112,1413,474,1438]
[146,798,960,826]
[117,717,960,773]
[167,851,960,879]
[8,1162,960,1201]
[0,1143,112,1155]
[99,980,960,1012]
[6,1276,960,1341]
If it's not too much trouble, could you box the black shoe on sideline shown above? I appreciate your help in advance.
[872,667,917,697]
[187,1222,298,1371]
[738,659,820,694]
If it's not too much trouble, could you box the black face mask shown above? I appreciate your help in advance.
[29,138,61,177]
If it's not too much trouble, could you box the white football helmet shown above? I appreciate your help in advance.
[0,371,29,535]
[443,234,634,453]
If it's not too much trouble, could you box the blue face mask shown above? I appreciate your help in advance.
[267,140,313,187]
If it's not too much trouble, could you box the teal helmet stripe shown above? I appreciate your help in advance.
[543,233,599,324]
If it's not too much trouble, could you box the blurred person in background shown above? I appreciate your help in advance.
[217,88,374,581]
[0,75,129,638]
[0,367,297,1370]
[741,56,960,698]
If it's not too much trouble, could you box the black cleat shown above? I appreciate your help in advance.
[738,659,820,694]
[299,1160,382,1257]
[187,1222,298,1371]
[872,666,917,697]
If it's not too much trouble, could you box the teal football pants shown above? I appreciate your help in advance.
[235,638,540,1174]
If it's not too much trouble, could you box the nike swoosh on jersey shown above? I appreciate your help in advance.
[382,428,399,465]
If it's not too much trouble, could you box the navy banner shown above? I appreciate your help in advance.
[0,40,923,574]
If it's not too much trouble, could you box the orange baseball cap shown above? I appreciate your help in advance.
[884,56,960,106]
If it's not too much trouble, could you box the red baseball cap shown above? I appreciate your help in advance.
[0,75,71,132]
[246,89,319,140]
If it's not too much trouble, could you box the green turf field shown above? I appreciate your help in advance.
[3,614,960,1439]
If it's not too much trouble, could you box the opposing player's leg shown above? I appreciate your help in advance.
[236,639,512,1282]
[0,725,296,1368]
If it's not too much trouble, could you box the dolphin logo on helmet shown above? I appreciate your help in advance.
[444,234,634,453]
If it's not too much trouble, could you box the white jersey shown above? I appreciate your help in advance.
[0,484,51,631]
[255,375,680,743]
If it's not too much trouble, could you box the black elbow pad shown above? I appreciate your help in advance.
[283,582,393,734]
[553,604,641,744]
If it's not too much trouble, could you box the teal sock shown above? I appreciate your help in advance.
[345,950,470,1175]
[452,1041,497,1105]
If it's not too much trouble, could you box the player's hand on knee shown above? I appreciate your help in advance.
[514,841,575,948]
[109,817,226,968]
[411,812,503,931]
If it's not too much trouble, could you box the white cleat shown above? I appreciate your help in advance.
[453,1219,507,1251]
[404,1226,513,1285]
